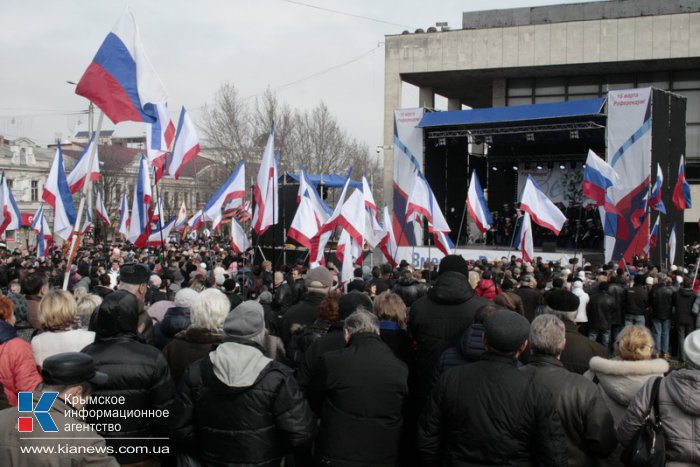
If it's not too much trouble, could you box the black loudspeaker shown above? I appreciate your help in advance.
[542,241,557,253]
[253,184,298,248]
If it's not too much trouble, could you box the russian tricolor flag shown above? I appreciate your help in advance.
[147,102,176,183]
[95,188,110,225]
[43,144,77,241]
[203,161,246,222]
[672,155,692,210]
[0,172,22,238]
[645,215,659,255]
[67,134,101,194]
[649,163,666,214]
[76,10,167,124]
[583,149,620,211]
[466,171,492,234]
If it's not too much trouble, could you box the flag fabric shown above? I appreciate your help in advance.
[230,217,249,254]
[43,145,77,240]
[252,125,278,235]
[67,134,101,194]
[336,189,366,247]
[297,169,331,218]
[134,217,176,248]
[405,170,453,252]
[667,224,677,267]
[466,171,492,234]
[146,102,176,183]
[649,163,666,214]
[128,156,152,243]
[519,176,566,235]
[0,173,22,238]
[645,215,660,255]
[309,172,352,267]
[31,204,51,259]
[117,192,130,237]
[361,176,385,249]
[81,208,93,235]
[203,161,245,222]
[337,230,362,286]
[76,10,167,124]
[672,155,692,210]
[175,201,187,228]
[513,213,534,263]
[288,192,323,249]
[362,176,378,214]
[583,149,620,210]
[378,205,398,267]
[433,231,455,257]
[151,196,164,225]
[94,188,110,225]
[168,107,200,180]
[187,209,204,230]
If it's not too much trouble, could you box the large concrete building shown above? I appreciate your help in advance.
[383,0,700,232]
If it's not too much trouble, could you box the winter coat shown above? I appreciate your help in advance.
[625,285,648,316]
[617,369,700,466]
[308,332,408,467]
[513,286,544,322]
[163,326,223,383]
[585,356,669,426]
[296,322,346,390]
[286,318,332,368]
[494,290,525,315]
[674,287,696,326]
[433,323,486,383]
[650,284,674,321]
[561,320,609,374]
[26,296,42,330]
[392,275,423,307]
[587,290,617,331]
[418,352,568,466]
[474,278,498,300]
[607,282,627,326]
[0,321,42,406]
[281,291,326,346]
[408,271,488,405]
[0,394,119,466]
[171,338,316,466]
[379,321,413,367]
[31,328,95,368]
[572,286,590,323]
[520,354,617,467]
[153,306,191,350]
[273,282,295,314]
[82,332,175,464]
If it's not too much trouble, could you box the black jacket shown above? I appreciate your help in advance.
[308,333,408,467]
[153,306,191,350]
[560,320,609,374]
[392,275,423,307]
[625,285,648,316]
[273,282,295,314]
[379,321,414,368]
[514,286,544,322]
[674,287,696,326]
[607,281,627,326]
[650,284,674,320]
[433,323,486,383]
[281,291,326,346]
[408,272,488,406]
[296,321,346,390]
[82,335,175,464]
[587,290,616,331]
[418,352,567,466]
[172,339,316,466]
[520,354,617,466]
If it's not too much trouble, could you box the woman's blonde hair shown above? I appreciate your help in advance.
[615,325,655,360]
[373,291,407,329]
[76,294,103,328]
[39,289,77,330]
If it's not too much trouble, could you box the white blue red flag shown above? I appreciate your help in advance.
[151,195,165,226]
[203,161,245,222]
[128,156,152,243]
[289,191,323,249]
[583,149,620,213]
[31,204,52,259]
[117,192,130,237]
[135,217,176,248]
[81,208,93,235]
[309,171,352,267]
[67,134,100,194]
[43,145,77,240]
[169,107,200,180]
[230,217,250,254]
[405,170,453,251]
[95,188,110,225]
[519,176,566,235]
[336,189,366,247]
[379,205,398,267]
[672,155,692,210]
[0,173,22,238]
[466,171,492,234]
[252,124,278,235]
[644,215,659,255]
[513,212,534,263]
[361,177,385,249]
[76,10,167,124]
[649,163,666,214]
[175,201,188,228]
[187,209,204,230]
[297,169,331,219]
[147,103,176,183]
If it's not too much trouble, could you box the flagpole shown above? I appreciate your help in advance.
[505,213,523,262]
[152,166,166,265]
[63,112,104,291]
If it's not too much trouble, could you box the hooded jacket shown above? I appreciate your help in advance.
[617,369,700,466]
[587,289,616,331]
[433,323,487,382]
[674,287,696,326]
[172,338,316,466]
[0,321,42,406]
[163,326,223,383]
[153,306,191,350]
[409,271,488,406]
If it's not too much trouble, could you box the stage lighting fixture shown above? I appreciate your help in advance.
[491,166,498,171]
[512,165,518,171]
[437,137,447,146]
[582,164,587,169]
[559,164,566,170]
[536,164,543,170]
[485,135,493,144]
[526,133,535,142]
[569,130,579,139]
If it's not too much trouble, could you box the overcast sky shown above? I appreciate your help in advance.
[1,0,594,151]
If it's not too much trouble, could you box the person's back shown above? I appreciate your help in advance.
[513,276,543,322]
[418,309,567,466]
[281,267,333,346]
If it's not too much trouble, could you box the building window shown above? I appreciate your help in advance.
[6,179,13,189]
[31,180,38,201]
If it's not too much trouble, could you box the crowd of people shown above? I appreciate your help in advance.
[0,240,698,466]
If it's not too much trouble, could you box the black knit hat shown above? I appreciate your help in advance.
[338,291,374,320]
[438,254,468,277]
[545,289,579,313]
[484,309,530,353]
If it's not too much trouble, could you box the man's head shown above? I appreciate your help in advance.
[544,289,579,323]
[41,352,107,410]
[274,271,285,286]
[343,309,379,343]
[483,309,530,357]
[438,254,469,278]
[22,272,49,297]
[90,290,140,338]
[224,300,265,345]
[305,267,334,295]
[339,290,374,320]
[118,263,150,300]
[529,314,566,358]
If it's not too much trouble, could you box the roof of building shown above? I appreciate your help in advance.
[74,130,114,138]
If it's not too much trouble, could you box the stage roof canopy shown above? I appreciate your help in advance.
[418,98,606,128]
[283,172,362,189]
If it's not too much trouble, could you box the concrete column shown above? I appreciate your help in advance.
[419,87,435,109]
[492,78,506,107]
[447,98,462,111]
[383,45,403,210]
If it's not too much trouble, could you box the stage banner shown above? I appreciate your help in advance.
[396,246,578,269]
[606,88,652,263]
[393,108,425,246]
[516,165,585,207]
